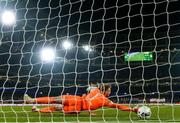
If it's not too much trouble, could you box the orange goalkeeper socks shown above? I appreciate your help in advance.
[39,106,57,113]
[35,97,56,104]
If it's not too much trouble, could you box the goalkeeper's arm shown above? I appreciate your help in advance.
[104,100,138,112]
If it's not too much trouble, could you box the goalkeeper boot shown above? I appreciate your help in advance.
[32,106,40,112]
[24,94,33,104]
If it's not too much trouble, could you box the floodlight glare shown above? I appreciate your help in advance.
[1,11,16,26]
[83,45,93,52]
[40,48,55,62]
[62,40,72,50]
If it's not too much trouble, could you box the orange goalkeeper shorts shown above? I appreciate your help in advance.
[61,95,83,113]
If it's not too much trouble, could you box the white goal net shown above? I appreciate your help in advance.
[0,0,180,122]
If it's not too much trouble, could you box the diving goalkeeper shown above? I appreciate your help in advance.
[24,84,138,113]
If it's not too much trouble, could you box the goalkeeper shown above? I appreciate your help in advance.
[24,84,138,113]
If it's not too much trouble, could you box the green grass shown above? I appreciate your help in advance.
[0,105,179,122]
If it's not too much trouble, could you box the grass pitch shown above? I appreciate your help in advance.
[0,105,179,122]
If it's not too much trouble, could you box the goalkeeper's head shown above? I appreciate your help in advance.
[99,84,111,97]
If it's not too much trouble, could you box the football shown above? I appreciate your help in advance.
[137,106,151,119]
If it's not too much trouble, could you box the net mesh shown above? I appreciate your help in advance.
[0,0,180,122]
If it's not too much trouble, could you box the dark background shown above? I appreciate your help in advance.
[0,0,180,103]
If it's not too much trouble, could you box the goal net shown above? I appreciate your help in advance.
[0,0,180,122]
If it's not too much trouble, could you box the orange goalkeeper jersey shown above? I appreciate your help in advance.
[82,88,133,112]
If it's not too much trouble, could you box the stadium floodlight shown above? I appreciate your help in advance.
[1,10,16,26]
[62,40,73,50]
[83,45,93,52]
[40,48,56,62]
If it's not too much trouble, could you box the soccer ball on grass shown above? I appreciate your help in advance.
[137,106,151,119]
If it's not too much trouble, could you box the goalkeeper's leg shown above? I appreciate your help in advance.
[30,95,83,113]
[32,104,63,113]
[24,94,62,104]
[32,105,81,113]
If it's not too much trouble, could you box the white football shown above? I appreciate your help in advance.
[137,106,151,119]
